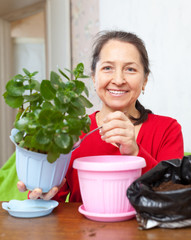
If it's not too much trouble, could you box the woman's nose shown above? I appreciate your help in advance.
[112,70,125,85]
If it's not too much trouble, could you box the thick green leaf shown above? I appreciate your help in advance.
[67,90,78,99]
[50,111,63,124]
[54,133,72,149]
[58,68,70,80]
[54,98,68,112]
[36,129,51,145]
[33,108,41,118]
[23,113,38,132]
[47,150,60,163]
[15,117,29,131]
[79,75,90,79]
[24,79,40,92]
[81,115,91,133]
[31,79,40,91]
[40,80,56,100]
[76,63,84,73]
[78,95,93,108]
[42,101,54,109]
[3,92,24,108]
[13,74,25,83]
[68,104,85,116]
[19,140,25,148]
[23,135,33,149]
[54,97,62,109]
[24,93,41,102]
[38,109,53,125]
[71,98,84,109]
[73,80,85,94]
[43,125,55,135]
[25,112,36,120]
[82,114,91,125]
[27,123,39,133]
[14,131,24,143]
[84,86,89,97]
[64,68,74,75]
[30,135,50,152]
[15,110,23,123]
[24,83,36,90]
[82,125,90,133]
[73,69,78,78]
[66,117,82,130]
[65,81,75,90]
[71,135,79,145]
[30,97,43,108]
[50,71,63,89]
[31,71,39,77]
[6,80,25,96]
[23,68,30,76]
[57,89,70,104]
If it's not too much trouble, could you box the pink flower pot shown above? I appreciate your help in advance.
[73,155,146,215]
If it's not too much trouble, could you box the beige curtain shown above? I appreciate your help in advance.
[0,18,15,167]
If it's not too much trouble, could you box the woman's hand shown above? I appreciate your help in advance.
[17,178,66,200]
[100,111,139,156]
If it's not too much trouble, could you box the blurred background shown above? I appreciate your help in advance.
[0,0,191,167]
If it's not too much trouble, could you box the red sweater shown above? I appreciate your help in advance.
[53,112,184,202]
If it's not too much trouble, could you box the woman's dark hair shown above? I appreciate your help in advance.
[91,30,152,125]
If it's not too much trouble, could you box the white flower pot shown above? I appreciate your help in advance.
[10,129,72,192]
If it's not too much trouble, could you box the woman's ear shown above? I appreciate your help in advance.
[92,74,95,83]
[92,75,96,89]
[143,76,148,90]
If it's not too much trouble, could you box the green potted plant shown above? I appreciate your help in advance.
[3,63,93,192]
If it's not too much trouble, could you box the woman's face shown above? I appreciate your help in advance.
[92,40,148,113]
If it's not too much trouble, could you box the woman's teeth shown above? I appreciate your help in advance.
[108,90,127,95]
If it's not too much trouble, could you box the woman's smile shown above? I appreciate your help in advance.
[108,89,128,96]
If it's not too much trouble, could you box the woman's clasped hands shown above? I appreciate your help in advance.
[99,111,139,156]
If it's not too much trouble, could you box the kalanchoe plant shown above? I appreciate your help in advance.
[3,63,93,163]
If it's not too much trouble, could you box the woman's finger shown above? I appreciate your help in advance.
[40,178,66,200]
[103,111,127,123]
[41,187,59,200]
[29,188,43,200]
[17,181,27,192]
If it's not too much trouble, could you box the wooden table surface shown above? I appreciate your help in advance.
[1,202,191,240]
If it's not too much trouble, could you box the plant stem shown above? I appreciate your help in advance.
[28,76,32,111]
[20,106,30,119]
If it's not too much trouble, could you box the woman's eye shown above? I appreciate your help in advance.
[103,66,112,71]
[125,67,135,72]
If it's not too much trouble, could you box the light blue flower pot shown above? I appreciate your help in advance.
[10,129,72,192]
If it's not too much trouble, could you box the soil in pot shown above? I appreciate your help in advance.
[153,180,191,192]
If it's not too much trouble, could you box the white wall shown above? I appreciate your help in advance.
[46,0,71,73]
[12,38,46,81]
[99,0,191,152]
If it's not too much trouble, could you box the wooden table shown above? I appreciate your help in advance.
[1,202,191,240]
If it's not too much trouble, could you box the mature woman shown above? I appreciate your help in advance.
[18,31,184,201]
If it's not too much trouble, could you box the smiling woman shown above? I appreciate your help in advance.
[91,31,152,126]
[18,31,184,203]
[92,40,147,117]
